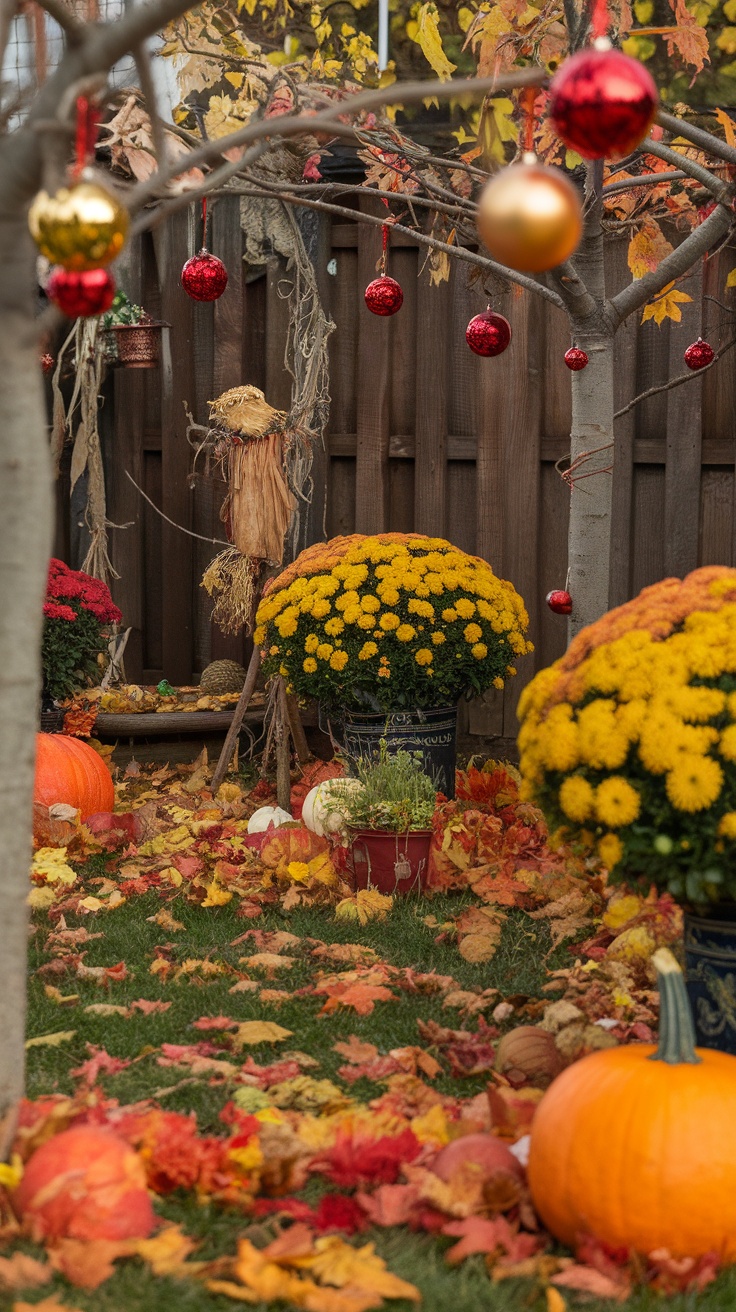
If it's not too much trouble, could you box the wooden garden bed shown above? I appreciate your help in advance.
[95,707,265,737]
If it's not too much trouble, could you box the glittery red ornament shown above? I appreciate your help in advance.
[47,267,116,318]
[547,589,572,615]
[564,346,589,371]
[684,337,714,370]
[41,352,55,374]
[364,275,403,316]
[181,248,228,302]
[549,42,658,161]
[465,310,512,357]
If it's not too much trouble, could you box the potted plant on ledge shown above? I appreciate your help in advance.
[331,746,437,895]
[517,565,736,1055]
[101,290,163,368]
[255,532,533,797]
[42,558,122,731]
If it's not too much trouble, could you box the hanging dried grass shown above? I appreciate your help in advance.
[201,548,258,635]
[208,385,285,437]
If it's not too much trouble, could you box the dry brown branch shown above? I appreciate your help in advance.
[657,108,736,169]
[614,335,736,419]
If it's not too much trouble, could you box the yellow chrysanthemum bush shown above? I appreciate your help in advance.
[517,566,736,907]
[255,533,532,713]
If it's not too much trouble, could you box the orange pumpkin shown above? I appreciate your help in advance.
[528,949,736,1260]
[34,733,114,820]
[14,1125,155,1241]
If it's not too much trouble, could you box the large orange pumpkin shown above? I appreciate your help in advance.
[528,949,736,1260]
[14,1125,155,1241]
[34,733,114,820]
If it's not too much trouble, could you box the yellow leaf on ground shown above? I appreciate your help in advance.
[335,889,393,925]
[201,880,233,907]
[233,1021,293,1046]
[135,1225,196,1276]
[14,1300,84,1312]
[31,848,76,886]
[547,1287,568,1312]
[25,1030,76,1049]
[0,1252,51,1290]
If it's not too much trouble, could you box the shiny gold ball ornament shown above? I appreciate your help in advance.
[476,155,583,274]
[28,179,129,271]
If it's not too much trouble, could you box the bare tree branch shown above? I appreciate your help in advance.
[128,66,548,204]
[35,0,84,40]
[656,108,736,169]
[609,203,733,325]
[614,334,736,419]
[602,170,686,196]
[640,137,732,202]
[133,42,168,173]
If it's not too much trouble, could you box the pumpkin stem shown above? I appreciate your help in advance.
[650,947,701,1065]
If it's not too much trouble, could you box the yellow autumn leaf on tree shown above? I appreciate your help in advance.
[479,97,518,163]
[726,267,736,288]
[715,106,736,147]
[641,281,693,325]
[411,3,457,79]
[628,219,673,278]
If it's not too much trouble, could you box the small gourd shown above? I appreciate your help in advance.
[302,778,363,838]
[246,805,292,834]
[528,948,736,1260]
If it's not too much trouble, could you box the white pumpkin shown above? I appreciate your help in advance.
[247,805,293,834]
[301,777,363,838]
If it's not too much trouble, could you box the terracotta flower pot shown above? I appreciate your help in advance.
[105,322,163,368]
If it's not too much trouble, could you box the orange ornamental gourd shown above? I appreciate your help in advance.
[34,733,114,820]
[14,1125,155,1242]
[528,949,736,1261]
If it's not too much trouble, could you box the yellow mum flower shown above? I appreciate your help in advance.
[408,599,434,619]
[304,634,319,654]
[595,777,641,827]
[598,833,624,870]
[455,598,476,619]
[359,642,378,660]
[276,616,298,637]
[396,624,417,642]
[324,617,345,637]
[493,676,504,689]
[442,608,457,622]
[431,632,446,646]
[329,650,349,671]
[253,625,266,645]
[464,623,483,644]
[718,812,736,839]
[559,775,595,823]
[310,598,331,620]
[666,754,724,812]
[360,595,380,613]
[316,643,333,660]
[719,724,736,761]
[379,613,400,631]
[355,614,373,630]
[471,644,488,659]
[335,590,360,612]
[303,657,318,673]
[378,587,401,606]
[415,648,433,666]
[269,645,280,657]
[343,607,362,624]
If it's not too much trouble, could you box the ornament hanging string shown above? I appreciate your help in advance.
[380,196,391,275]
[73,96,99,179]
[591,0,609,39]
[520,85,537,154]
[202,195,208,248]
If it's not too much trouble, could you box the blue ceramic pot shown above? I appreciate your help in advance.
[684,908,736,1054]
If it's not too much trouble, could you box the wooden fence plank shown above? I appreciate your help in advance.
[609,237,638,607]
[355,205,390,532]
[414,266,449,535]
[665,263,703,577]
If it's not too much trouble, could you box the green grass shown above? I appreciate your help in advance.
[17,885,736,1311]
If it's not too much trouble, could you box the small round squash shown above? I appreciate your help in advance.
[528,949,736,1260]
[34,733,114,820]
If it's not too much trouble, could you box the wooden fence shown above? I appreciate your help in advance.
[52,193,736,740]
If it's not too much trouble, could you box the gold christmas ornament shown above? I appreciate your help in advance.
[477,155,583,274]
[28,179,129,271]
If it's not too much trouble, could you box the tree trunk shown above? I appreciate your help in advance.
[0,217,54,1114]
[566,325,615,638]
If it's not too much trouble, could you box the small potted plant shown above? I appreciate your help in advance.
[517,565,736,1055]
[331,746,437,895]
[101,290,163,368]
[42,559,122,730]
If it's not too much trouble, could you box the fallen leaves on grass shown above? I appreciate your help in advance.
[335,889,393,924]
[233,1021,293,1046]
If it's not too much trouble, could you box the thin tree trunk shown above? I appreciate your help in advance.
[0,218,54,1113]
[566,326,615,638]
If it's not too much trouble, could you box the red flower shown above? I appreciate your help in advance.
[43,602,77,623]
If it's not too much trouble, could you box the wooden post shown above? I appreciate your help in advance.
[275,679,292,811]
[285,693,311,764]
[211,644,261,792]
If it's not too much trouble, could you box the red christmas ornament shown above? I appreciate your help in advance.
[547,589,573,615]
[364,275,403,316]
[466,310,512,357]
[47,267,115,318]
[684,337,714,370]
[564,346,589,371]
[549,41,658,161]
[40,352,55,374]
[181,248,228,302]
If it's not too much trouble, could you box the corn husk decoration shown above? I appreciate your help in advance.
[201,385,297,634]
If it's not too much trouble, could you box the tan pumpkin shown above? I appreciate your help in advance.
[34,733,114,820]
[528,949,736,1260]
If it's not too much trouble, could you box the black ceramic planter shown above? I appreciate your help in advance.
[684,908,736,1054]
[325,705,458,798]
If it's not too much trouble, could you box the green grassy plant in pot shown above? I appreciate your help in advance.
[517,565,736,1054]
[255,533,533,798]
[330,747,437,896]
[101,290,163,368]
